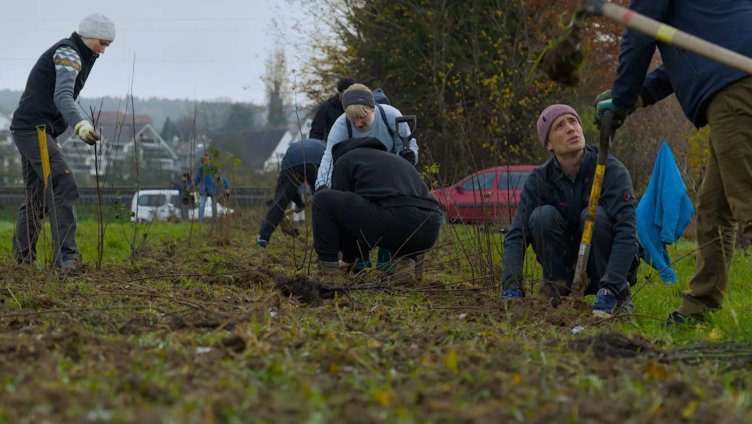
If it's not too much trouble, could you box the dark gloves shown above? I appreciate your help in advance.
[593,89,642,129]
[399,148,416,165]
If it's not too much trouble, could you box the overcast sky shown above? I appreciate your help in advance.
[0,0,318,104]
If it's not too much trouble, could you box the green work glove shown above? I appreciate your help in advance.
[593,89,630,128]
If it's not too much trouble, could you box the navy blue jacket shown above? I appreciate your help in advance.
[281,138,325,170]
[501,146,638,289]
[612,0,752,127]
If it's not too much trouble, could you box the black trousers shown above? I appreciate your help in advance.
[528,204,639,297]
[258,164,317,241]
[312,190,441,262]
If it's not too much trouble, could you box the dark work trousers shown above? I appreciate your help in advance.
[312,190,442,263]
[527,204,638,297]
[12,130,81,265]
[258,164,318,241]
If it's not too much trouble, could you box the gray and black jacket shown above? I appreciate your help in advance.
[11,32,96,137]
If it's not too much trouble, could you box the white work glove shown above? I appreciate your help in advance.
[74,120,100,145]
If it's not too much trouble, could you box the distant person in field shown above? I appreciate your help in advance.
[10,13,115,272]
[171,172,194,222]
[500,104,640,318]
[312,137,441,282]
[256,138,325,248]
[594,0,752,326]
[309,77,356,141]
[194,153,229,224]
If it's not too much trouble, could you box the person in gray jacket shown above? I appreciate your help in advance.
[501,104,640,317]
[10,13,115,272]
[314,83,419,191]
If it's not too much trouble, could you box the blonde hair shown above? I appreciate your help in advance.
[343,83,375,122]
[345,104,374,121]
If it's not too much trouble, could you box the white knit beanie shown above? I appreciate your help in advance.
[77,13,116,42]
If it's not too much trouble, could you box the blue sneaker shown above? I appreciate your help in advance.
[592,288,633,317]
[256,237,268,248]
[502,288,524,299]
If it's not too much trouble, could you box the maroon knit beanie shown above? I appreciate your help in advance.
[536,104,581,149]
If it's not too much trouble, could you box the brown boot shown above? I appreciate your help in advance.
[318,260,341,277]
[388,257,416,284]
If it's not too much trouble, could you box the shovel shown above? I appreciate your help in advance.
[571,109,615,298]
[541,1,752,86]
[36,125,63,269]
[395,115,417,158]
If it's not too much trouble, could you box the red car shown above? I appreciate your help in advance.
[431,165,537,227]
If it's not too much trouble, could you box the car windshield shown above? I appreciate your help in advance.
[498,171,530,190]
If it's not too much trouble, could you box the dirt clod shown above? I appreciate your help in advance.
[572,332,658,358]
[220,334,246,353]
[275,275,338,306]
[541,23,584,86]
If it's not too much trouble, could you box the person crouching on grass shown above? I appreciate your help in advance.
[312,137,441,283]
[500,104,640,317]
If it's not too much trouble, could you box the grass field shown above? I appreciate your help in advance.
[1,210,751,423]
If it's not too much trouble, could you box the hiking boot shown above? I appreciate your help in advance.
[317,260,341,277]
[57,256,84,278]
[376,248,393,272]
[351,257,372,274]
[666,311,704,328]
[592,288,633,318]
[387,257,416,284]
[338,260,354,273]
[502,288,524,299]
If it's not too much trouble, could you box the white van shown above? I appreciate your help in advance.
[130,189,181,222]
[130,189,233,222]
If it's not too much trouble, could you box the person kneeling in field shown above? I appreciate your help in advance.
[312,137,441,282]
[500,104,640,317]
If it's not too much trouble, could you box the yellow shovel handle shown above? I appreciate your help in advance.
[36,125,51,190]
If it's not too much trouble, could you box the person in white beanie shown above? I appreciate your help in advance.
[10,13,115,273]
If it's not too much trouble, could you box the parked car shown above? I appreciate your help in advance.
[431,165,536,227]
[130,189,233,222]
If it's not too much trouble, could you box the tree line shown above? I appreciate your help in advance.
[300,0,704,194]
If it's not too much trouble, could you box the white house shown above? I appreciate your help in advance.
[60,112,178,179]
[262,117,312,172]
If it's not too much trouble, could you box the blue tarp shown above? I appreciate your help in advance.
[636,142,695,283]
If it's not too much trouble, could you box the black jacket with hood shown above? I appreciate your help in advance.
[309,95,345,141]
[330,137,438,210]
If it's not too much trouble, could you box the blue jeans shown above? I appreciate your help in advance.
[198,194,218,224]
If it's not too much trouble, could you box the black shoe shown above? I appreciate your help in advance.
[666,311,703,327]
